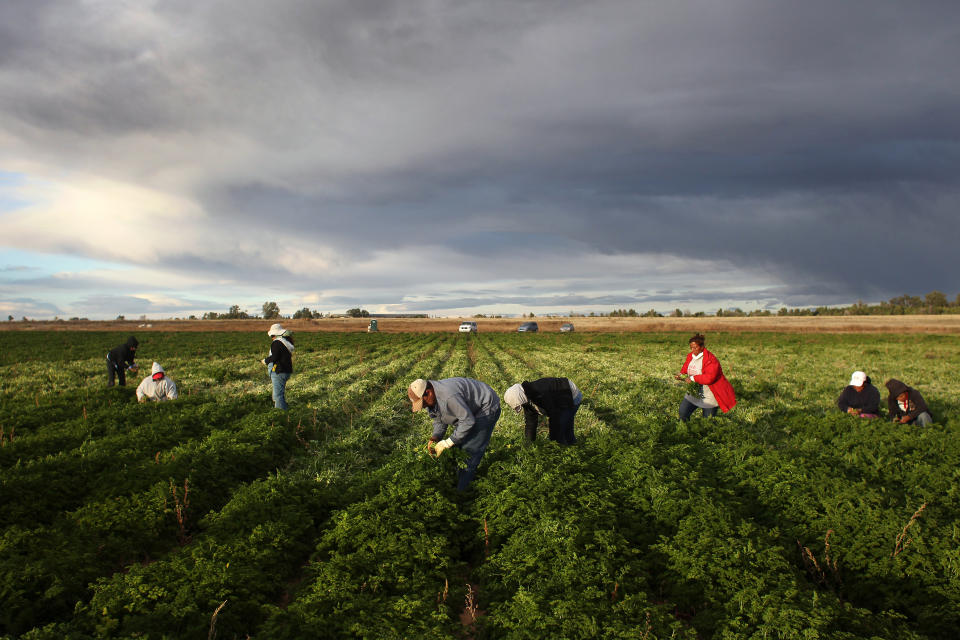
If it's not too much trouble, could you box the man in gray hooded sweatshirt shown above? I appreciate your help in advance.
[408,377,501,491]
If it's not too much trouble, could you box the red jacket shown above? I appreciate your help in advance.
[681,349,737,413]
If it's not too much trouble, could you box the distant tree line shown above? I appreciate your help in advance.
[613,291,960,318]
[200,302,353,320]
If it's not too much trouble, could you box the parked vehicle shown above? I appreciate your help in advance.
[560,323,575,332]
[367,319,378,332]
[458,321,478,333]
[517,321,539,332]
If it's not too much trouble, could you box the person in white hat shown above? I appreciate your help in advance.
[503,378,581,444]
[261,323,295,409]
[136,362,178,402]
[407,377,501,491]
[837,370,880,418]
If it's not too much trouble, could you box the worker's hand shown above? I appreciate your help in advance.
[673,373,685,380]
[900,416,911,424]
[128,364,138,372]
[260,358,266,365]
[433,438,454,456]
[847,407,860,416]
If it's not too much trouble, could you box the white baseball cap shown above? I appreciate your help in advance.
[407,379,428,412]
[849,371,867,386]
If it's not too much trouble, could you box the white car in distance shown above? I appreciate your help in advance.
[458,321,478,333]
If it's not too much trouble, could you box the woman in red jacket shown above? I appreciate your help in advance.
[673,333,736,421]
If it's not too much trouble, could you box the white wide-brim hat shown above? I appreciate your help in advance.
[268,323,286,337]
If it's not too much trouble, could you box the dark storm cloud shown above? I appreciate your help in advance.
[2,0,960,312]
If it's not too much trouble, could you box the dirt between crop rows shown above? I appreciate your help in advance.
[3,315,960,334]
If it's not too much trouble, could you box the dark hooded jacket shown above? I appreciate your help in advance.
[108,336,139,368]
[837,376,880,415]
[885,379,932,423]
[264,337,293,374]
[520,377,578,444]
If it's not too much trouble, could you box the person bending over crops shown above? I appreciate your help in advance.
[837,370,880,418]
[885,379,933,426]
[674,333,736,421]
[503,377,581,445]
[261,323,294,410]
[136,362,178,402]
[106,335,139,387]
[408,377,501,491]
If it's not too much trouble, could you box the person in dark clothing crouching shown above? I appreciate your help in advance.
[106,336,139,387]
[837,370,881,418]
[503,377,582,445]
[885,378,933,426]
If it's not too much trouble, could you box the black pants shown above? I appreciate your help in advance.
[526,404,580,445]
[106,357,126,387]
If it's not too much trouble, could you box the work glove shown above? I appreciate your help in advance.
[433,438,454,456]
[260,358,267,365]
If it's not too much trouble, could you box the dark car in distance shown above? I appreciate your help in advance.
[517,322,539,332]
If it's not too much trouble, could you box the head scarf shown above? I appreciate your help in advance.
[504,383,528,413]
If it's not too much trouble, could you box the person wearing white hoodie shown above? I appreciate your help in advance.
[136,362,178,402]
[261,323,294,409]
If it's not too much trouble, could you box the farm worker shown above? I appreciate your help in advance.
[106,336,139,387]
[503,377,581,445]
[136,362,179,402]
[674,333,736,421]
[261,323,294,410]
[837,371,880,418]
[407,377,501,491]
[885,379,933,426]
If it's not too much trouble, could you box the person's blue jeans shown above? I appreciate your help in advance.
[908,411,933,426]
[679,397,717,422]
[456,407,501,491]
[270,370,291,410]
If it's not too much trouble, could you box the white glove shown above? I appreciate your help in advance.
[260,359,266,365]
[433,438,455,456]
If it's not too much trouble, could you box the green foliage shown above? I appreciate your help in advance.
[1,331,959,638]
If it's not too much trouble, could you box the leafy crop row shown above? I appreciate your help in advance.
[1,331,959,638]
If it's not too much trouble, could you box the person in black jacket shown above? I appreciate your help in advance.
[837,370,881,418]
[885,378,933,426]
[261,324,294,409]
[503,377,582,445]
[106,336,138,387]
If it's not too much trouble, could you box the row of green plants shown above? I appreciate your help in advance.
[2,333,451,636]
[1,331,959,638]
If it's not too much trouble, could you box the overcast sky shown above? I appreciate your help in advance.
[2,1,959,319]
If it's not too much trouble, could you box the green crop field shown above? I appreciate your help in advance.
[1,330,959,639]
